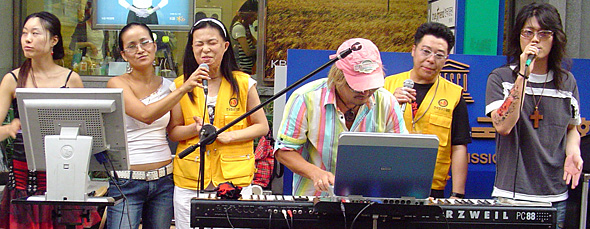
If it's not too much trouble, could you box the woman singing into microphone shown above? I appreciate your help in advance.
[168,17,268,229]
[106,22,200,228]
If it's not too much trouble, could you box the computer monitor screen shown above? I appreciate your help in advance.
[334,132,439,198]
[93,0,194,31]
[16,88,129,201]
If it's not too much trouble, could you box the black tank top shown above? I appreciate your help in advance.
[8,70,73,118]
[7,70,73,161]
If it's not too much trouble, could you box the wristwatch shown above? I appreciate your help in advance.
[450,192,465,199]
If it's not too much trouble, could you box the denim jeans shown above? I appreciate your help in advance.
[106,174,174,229]
[552,200,566,229]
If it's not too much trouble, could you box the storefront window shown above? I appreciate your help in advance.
[22,0,262,80]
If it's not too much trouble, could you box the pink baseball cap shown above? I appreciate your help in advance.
[330,38,384,91]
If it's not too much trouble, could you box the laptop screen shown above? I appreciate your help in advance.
[334,132,439,198]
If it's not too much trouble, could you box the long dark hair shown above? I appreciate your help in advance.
[18,11,64,88]
[506,2,570,89]
[118,22,155,53]
[183,18,240,103]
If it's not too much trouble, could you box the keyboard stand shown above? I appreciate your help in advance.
[12,195,123,229]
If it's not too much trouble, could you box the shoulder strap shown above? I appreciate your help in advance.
[9,72,17,82]
[62,70,73,88]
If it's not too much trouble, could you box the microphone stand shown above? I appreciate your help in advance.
[197,124,216,192]
[178,42,362,192]
[512,59,532,199]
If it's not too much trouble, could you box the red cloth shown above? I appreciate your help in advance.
[215,182,242,199]
[252,135,274,188]
[0,159,101,229]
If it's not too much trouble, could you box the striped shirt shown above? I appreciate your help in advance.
[486,66,581,203]
[275,78,408,196]
[231,22,255,74]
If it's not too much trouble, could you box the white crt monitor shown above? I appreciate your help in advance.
[16,88,129,201]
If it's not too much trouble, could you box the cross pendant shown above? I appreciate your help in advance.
[529,109,543,128]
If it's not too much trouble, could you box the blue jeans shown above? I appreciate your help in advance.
[106,174,174,229]
[552,200,566,229]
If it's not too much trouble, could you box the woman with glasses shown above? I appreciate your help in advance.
[485,3,582,228]
[105,22,201,228]
[167,18,268,228]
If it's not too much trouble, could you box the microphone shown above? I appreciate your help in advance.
[400,79,414,112]
[525,54,536,67]
[333,42,361,60]
[199,63,209,95]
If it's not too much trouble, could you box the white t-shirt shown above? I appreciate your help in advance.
[126,77,173,165]
[231,22,247,40]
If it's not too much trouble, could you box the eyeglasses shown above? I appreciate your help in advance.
[419,49,447,60]
[124,40,154,54]
[520,29,553,40]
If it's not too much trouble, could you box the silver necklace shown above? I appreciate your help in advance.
[412,77,439,131]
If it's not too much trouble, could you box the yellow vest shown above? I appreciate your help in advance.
[384,70,463,190]
[173,71,254,189]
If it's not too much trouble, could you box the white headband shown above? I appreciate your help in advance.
[191,18,227,37]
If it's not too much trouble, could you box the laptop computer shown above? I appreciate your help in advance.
[333,132,439,199]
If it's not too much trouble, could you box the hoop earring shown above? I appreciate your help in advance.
[126,63,133,73]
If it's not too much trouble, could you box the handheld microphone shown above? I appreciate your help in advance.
[525,54,536,67]
[199,63,209,95]
[400,79,414,112]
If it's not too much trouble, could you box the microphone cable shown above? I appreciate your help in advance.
[224,208,235,228]
[196,62,210,191]
[436,205,451,229]
[267,210,273,228]
[350,201,375,229]
[340,201,347,229]
[512,61,532,200]
[197,80,209,191]
[100,152,132,229]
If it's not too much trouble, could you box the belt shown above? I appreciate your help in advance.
[112,163,173,181]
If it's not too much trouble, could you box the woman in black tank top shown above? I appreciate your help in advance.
[0,12,99,228]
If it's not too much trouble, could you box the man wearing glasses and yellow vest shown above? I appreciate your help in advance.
[384,22,471,199]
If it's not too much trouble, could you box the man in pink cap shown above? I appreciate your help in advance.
[274,38,408,196]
